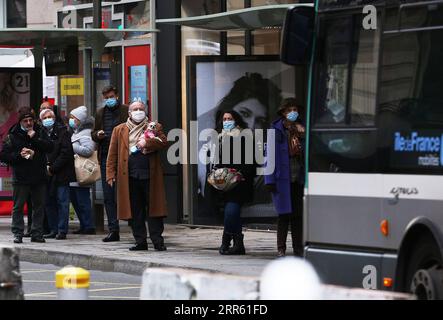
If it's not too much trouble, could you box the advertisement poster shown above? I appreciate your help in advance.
[129,65,148,104]
[0,70,32,197]
[188,56,296,224]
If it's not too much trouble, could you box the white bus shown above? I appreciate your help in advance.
[281,0,443,299]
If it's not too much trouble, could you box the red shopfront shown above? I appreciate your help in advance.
[124,45,151,117]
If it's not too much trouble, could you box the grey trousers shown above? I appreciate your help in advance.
[12,184,46,238]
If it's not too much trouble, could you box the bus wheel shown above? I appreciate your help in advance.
[410,266,443,300]
[406,236,443,300]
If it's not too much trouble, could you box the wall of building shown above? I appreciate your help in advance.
[27,0,63,28]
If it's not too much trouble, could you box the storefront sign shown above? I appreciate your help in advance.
[60,77,84,96]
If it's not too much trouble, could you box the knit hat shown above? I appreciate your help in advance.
[17,106,35,122]
[70,106,88,123]
[39,108,55,120]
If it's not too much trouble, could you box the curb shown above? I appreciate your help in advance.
[17,247,222,276]
[15,247,413,300]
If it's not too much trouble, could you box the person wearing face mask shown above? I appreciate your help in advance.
[0,107,53,244]
[40,109,76,240]
[206,110,256,255]
[265,98,306,257]
[91,85,129,242]
[69,106,97,236]
[39,101,64,127]
[106,101,168,252]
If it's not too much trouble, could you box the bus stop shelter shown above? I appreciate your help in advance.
[0,27,157,231]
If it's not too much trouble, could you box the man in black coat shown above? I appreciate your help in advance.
[40,109,76,240]
[0,107,53,243]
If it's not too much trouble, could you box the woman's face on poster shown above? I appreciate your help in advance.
[232,98,267,130]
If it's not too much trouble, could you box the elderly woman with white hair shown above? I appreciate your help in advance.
[106,101,168,251]
[69,106,97,236]
[40,108,76,240]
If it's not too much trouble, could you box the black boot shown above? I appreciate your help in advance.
[129,242,148,251]
[102,231,120,242]
[290,212,303,257]
[227,233,245,255]
[277,215,289,257]
[219,231,232,255]
[43,231,57,239]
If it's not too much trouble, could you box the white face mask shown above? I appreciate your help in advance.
[130,110,146,123]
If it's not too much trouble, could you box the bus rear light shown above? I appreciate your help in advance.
[380,219,389,236]
[383,277,393,288]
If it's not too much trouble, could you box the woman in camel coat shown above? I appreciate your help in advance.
[106,101,168,251]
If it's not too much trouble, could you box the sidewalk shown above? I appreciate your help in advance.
[0,217,277,277]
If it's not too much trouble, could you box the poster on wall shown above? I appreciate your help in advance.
[187,56,296,224]
[0,69,33,197]
[129,65,148,105]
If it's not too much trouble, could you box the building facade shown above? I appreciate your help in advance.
[0,0,300,226]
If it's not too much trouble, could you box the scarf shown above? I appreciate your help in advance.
[218,127,241,140]
[283,120,304,158]
[126,117,149,154]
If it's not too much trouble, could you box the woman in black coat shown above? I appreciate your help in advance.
[206,110,256,255]
[40,109,76,240]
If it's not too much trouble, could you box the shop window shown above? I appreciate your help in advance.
[227,0,244,11]
[58,51,85,118]
[7,0,26,28]
[121,1,150,29]
[249,1,299,55]
[227,31,245,55]
[251,29,281,55]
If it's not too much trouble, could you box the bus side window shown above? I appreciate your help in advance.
[310,14,380,174]
[377,6,443,174]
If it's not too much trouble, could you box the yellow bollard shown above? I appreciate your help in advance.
[55,266,90,300]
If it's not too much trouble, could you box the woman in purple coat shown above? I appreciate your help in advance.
[265,98,305,257]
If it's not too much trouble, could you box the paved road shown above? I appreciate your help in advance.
[21,261,142,300]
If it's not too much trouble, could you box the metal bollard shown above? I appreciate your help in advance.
[56,266,90,300]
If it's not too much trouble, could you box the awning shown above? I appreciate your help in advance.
[156,4,313,31]
[0,28,158,48]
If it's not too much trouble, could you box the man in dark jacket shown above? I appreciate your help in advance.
[40,109,76,240]
[91,85,128,242]
[0,107,53,243]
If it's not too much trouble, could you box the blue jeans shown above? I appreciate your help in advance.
[45,185,70,234]
[70,186,95,231]
[100,158,119,232]
[224,202,242,234]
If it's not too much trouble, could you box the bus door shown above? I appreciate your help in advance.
[305,12,388,288]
